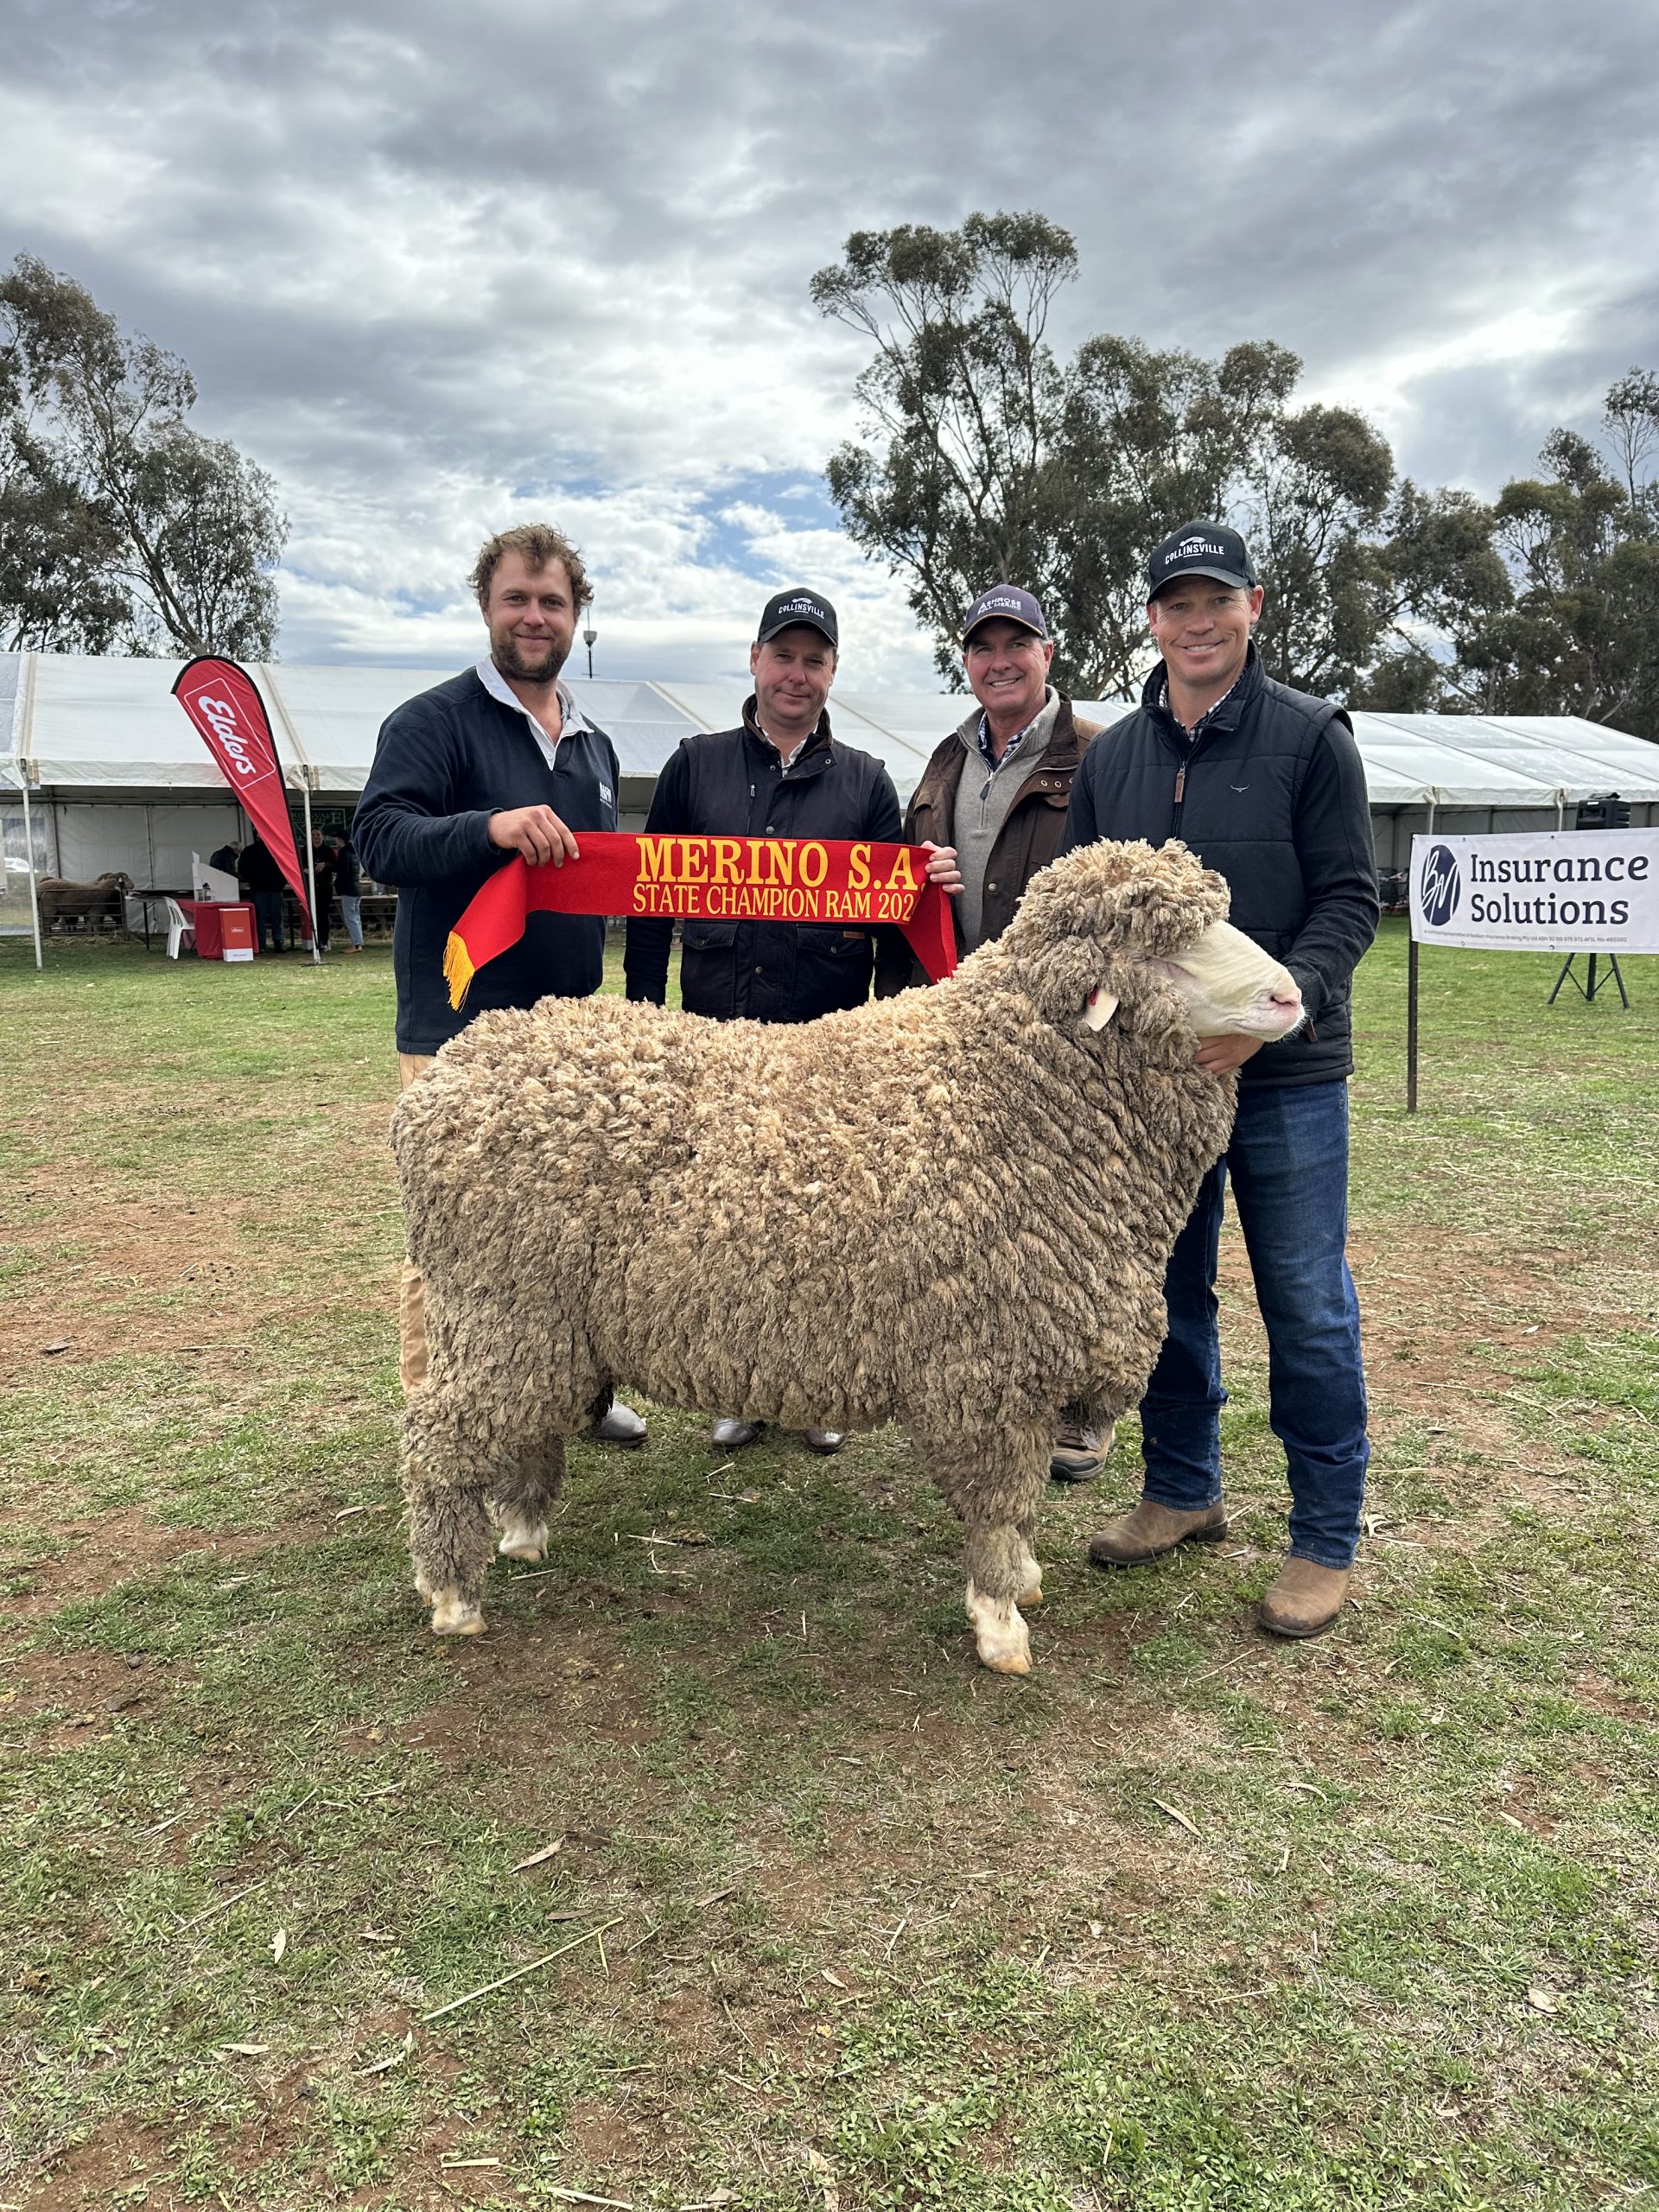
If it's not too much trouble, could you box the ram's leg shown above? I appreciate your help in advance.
[921,1425,1051,1675]
[402,1287,565,1637]
[490,1436,567,1562]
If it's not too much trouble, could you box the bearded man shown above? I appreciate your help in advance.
[354,523,646,1444]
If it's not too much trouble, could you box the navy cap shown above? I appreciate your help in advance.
[757,588,837,648]
[963,583,1049,645]
[1147,520,1256,597]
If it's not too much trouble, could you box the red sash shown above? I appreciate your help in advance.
[444,831,957,1011]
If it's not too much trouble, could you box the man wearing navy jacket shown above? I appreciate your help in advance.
[354,523,646,1446]
[1060,522,1379,1639]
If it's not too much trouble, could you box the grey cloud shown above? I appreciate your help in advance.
[3,0,1657,674]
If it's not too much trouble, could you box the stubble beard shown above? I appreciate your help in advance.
[493,632,570,685]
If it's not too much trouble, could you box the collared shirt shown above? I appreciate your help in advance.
[756,722,814,772]
[969,687,1056,802]
[473,658,590,772]
[1157,667,1244,747]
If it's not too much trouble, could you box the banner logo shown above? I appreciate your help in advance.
[1419,842,1460,927]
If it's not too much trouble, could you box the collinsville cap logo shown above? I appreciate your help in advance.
[962,583,1049,644]
[1147,519,1256,597]
[757,588,838,648]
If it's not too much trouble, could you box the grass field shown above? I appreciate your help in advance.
[1,922,1656,2212]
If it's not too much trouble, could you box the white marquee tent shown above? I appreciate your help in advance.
[5,648,1657,938]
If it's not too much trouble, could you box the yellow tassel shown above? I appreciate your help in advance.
[442,931,475,1012]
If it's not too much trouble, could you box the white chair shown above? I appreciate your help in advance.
[163,897,195,960]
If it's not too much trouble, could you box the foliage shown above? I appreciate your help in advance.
[817,213,1659,736]
[0,253,287,657]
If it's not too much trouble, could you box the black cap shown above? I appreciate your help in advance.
[756,588,837,648]
[962,583,1049,644]
[1147,520,1255,598]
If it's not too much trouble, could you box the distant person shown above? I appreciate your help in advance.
[1060,520,1379,1641]
[624,586,961,1457]
[208,839,242,877]
[333,836,365,951]
[309,830,336,952]
[240,835,288,953]
[875,582,1107,1485]
[353,520,647,1446]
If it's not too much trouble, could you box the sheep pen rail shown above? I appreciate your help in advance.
[1,924,1656,2212]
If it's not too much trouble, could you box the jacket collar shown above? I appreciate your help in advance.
[1142,642,1264,743]
[741,693,833,771]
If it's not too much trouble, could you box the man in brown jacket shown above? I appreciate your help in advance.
[875,582,1108,1481]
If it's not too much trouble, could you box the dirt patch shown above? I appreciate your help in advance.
[0,1509,333,1620]
[20,2116,183,2210]
[0,1646,181,1752]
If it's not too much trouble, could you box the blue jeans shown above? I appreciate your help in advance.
[1139,1079,1369,1568]
[252,890,285,952]
[340,895,364,949]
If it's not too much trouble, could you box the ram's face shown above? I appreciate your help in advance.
[1085,918,1303,1040]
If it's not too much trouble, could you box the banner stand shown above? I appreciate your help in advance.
[1407,938,1420,1114]
[1548,951,1629,1008]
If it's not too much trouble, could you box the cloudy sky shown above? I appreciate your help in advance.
[3,0,1656,689]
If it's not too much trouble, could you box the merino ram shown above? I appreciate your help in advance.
[393,837,1303,1673]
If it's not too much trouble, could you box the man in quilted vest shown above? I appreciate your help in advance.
[1060,522,1379,1638]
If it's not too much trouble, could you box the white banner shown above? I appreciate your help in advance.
[1410,829,1659,951]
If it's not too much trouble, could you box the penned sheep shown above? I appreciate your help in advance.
[37,871,134,931]
[393,838,1303,1674]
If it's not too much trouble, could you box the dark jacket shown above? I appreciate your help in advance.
[239,836,287,896]
[624,700,902,1024]
[333,842,361,899]
[353,668,620,1056]
[1058,647,1378,1088]
[208,843,241,876]
[874,695,1102,995]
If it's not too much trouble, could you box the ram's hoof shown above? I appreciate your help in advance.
[965,1584,1033,1675]
[429,1595,486,1637]
[1018,1552,1043,1607]
[498,1522,548,1562]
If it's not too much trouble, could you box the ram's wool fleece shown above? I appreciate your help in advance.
[393,838,1246,1657]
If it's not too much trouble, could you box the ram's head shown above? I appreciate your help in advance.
[998,837,1305,1045]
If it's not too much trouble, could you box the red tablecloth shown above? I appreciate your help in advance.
[179,899,255,958]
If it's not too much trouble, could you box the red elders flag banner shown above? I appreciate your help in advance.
[444,832,957,1011]
[171,658,312,927]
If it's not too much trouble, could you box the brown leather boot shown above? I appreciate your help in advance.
[1257,1557,1351,1638]
[1087,1498,1228,1567]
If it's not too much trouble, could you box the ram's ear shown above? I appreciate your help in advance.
[1083,988,1119,1031]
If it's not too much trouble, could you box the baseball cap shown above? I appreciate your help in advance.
[1147,520,1256,598]
[962,583,1049,645]
[756,588,837,648]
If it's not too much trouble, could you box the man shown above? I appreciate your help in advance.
[353,521,646,1446]
[333,835,365,951]
[308,829,336,953]
[875,582,1108,1484]
[239,834,288,953]
[208,838,242,876]
[625,586,961,1454]
[1060,521,1378,1638]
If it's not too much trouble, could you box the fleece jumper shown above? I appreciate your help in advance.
[353,665,620,1055]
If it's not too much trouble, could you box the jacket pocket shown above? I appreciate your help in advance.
[678,920,738,1020]
[794,923,874,1016]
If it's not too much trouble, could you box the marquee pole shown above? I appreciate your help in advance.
[301,772,321,966]
[1407,934,1420,1115]
[20,767,43,973]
